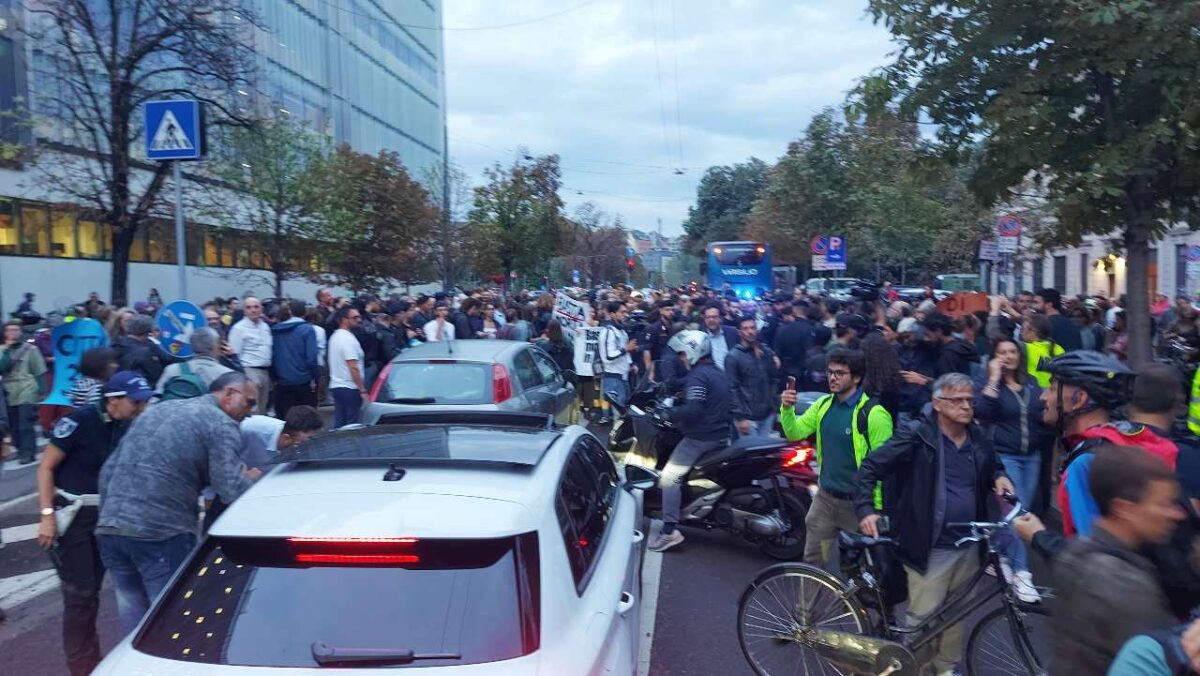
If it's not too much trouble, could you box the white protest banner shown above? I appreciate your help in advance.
[573,326,602,377]
[553,291,592,332]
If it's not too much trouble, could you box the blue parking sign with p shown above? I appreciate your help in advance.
[144,100,203,161]
[826,235,846,265]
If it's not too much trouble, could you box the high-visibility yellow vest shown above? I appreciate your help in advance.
[1026,340,1064,388]
[1188,368,1200,436]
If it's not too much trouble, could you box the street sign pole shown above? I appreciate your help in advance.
[174,160,187,301]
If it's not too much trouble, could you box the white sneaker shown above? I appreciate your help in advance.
[984,560,1013,581]
[1012,571,1041,604]
[648,530,685,552]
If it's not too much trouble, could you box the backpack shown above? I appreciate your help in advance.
[856,396,882,450]
[159,362,206,401]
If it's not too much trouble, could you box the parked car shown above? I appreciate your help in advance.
[361,340,575,425]
[92,411,655,675]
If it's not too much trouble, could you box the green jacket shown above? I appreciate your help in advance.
[0,342,47,405]
[780,392,894,509]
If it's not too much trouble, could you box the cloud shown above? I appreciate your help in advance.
[444,1,893,236]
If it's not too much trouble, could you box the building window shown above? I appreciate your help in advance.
[1013,260,1024,294]
[1053,255,1066,292]
[0,201,16,254]
[204,229,220,266]
[147,219,176,263]
[1032,260,1043,292]
[50,209,76,257]
[1177,244,1188,297]
[1079,252,1088,295]
[20,204,49,255]
[129,222,149,262]
[78,214,104,259]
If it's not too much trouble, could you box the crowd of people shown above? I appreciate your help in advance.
[3,280,1200,674]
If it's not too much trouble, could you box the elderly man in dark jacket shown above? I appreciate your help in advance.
[726,316,780,437]
[856,372,1013,676]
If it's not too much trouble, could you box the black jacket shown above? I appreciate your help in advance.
[935,338,979,377]
[452,311,475,340]
[113,335,183,384]
[972,379,1052,456]
[669,360,732,441]
[897,342,936,415]
[1049,313,1083,352]
[854,414,1007,573]
[656,354,688,398]
[725,342,779,421]
[773,319,814,384]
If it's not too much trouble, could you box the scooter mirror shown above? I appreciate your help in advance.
[629,405,645,416]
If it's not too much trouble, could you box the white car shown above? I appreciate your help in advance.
[93,411,653,675]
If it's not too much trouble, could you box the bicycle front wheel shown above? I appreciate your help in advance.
[737,563,867,676]
[966,603,1051,675]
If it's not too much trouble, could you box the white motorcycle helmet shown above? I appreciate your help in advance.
[667,329,712,367]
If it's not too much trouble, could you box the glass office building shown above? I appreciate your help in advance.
[0,0,447,311]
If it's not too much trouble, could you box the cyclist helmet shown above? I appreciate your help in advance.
[667,329,712,366]
[1043,350,1134,410]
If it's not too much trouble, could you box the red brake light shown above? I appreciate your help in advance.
[493,363,512,403]
[368,363,392,402]
[781,443,814,468]
[287,537,420,566]
[296,553,420,565]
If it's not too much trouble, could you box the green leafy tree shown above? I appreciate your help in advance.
[682,158,770,253]
[858,1,1200,364]
[306,146,438,293]
[565,202,629,286]
[205,117,328,296]
[468,154,569,288]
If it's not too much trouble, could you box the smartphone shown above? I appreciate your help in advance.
[786,376,796,391]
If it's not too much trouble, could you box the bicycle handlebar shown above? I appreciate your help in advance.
[948,494,1026,548]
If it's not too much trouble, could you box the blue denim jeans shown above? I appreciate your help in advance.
[997,452,1041,573]
[601,374,629,410]
[6,403,37,461]
[331,387,362,428]
[97,532,196,635]
[737,414,778,438]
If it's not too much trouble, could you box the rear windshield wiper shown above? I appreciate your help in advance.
[312,641,460,667]
[385,397,437,404]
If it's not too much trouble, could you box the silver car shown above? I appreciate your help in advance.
[362,340,576,425]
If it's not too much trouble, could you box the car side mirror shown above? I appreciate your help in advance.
[624,464,660,491]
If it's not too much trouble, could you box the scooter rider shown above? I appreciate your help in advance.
[648,329,733,552]
[780,348,894,566]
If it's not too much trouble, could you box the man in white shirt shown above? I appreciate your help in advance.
[597,301,638,425]
[328,307,367,428]
[227,296,272,414]
[422,302,455,342]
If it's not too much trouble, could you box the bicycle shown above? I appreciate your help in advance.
[737,496,1050,675]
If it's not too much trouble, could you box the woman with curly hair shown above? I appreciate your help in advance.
[859,330,903,420]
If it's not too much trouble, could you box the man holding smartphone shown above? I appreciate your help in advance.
[780,348,894,566]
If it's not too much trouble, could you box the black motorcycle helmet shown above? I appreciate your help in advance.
[1042,350,1134,411]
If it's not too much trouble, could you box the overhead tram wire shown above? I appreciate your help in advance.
[669,0,685,174]
[447,134,706,172]
[314,0,602,32]
[649,0,674,173]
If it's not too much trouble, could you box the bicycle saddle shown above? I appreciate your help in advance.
[838,530,896,550]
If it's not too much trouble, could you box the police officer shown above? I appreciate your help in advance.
[35,371,152,676]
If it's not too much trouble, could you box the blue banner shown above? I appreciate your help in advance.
[42,318,108,406]
[156,299,205,358]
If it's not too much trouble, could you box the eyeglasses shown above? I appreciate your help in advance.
[827,369,851,378]
[936,396,975,407]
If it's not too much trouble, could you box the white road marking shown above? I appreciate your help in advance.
[0,569,58,608]
[0,492,37,513]
[1,522,38,544]
[636,519,664,676]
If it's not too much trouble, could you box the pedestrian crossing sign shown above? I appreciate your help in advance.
[144,99,204,161]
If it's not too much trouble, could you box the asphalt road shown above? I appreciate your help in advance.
[0,426,1051,676]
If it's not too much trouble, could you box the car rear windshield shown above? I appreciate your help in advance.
[134,533,540,668]
[380,362,491,404]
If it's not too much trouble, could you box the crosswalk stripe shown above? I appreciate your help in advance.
[0,569,58,608]
[1,523,38,544]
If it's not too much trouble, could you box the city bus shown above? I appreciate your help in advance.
[704,241,773,298]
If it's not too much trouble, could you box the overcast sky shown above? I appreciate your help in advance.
[443,0,893,236]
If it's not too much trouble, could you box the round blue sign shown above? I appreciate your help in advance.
[156,299,205,357]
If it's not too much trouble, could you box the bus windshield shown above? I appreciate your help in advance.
[711,243,764,266]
